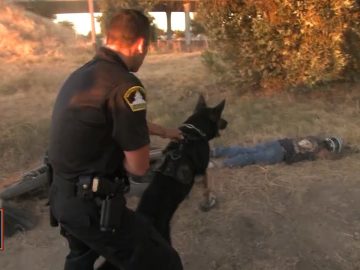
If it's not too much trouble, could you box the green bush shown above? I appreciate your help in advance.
[197,0,360,93]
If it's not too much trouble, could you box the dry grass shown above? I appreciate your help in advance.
[1,48,360,184]
[0,50,95,181]
[1,53,360,270]
[216,89,360,147]
[139,52,360,149]
[139,52,216,125]
[0,53,92,182]
[0,1,84,61]
[138,53,360,269]
[0,1,93,182]
[171,154,360,270]
[1,5,360,268]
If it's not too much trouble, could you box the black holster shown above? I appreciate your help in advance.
[100,194,126,232]
[44,153,59,227]
[76,175,128,232]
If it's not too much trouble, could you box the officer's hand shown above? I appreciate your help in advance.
[162,128,183,141]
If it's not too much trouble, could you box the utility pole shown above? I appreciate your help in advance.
[184,1,191,52]
[88,0,97,50]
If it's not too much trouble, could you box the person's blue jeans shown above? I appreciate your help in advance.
[212,140,285,167]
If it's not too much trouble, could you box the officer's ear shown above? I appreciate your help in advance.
[135,37,146,54]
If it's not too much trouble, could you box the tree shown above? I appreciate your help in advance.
[151,24,165,41]
[98,0,160,33]
[197,0,360,93]
[173,30,185,39]
[190,16,205,36]
[58,21,75,31]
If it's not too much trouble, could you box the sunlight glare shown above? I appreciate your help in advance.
[54,12,194,36]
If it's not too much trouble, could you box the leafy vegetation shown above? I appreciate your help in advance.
[197,0,360,93]
[98,0,159,35]
[57,21,75,31]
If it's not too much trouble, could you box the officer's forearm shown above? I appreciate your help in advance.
[147,122,166,137]
[123,158,149,176]
[148,122,183,140]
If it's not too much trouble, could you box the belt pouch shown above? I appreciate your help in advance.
[77,176,93,200]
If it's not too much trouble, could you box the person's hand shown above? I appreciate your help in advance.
[147,122,183,140]
[162,128,183,140]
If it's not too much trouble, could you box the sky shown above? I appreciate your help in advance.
[54,12,194,36]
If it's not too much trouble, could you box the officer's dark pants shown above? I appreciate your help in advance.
[50,175,183,270]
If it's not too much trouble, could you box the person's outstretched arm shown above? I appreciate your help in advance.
[147,122,183,140]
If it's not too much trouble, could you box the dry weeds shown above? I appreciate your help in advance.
[0,2,93,182]
[1,5,360,268]
[0,1,85,61]
[1,51,360,269]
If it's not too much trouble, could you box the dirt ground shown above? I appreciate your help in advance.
[1,52,360,269]
[1,155,360,270]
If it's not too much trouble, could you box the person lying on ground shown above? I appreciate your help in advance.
[210,136,349,168]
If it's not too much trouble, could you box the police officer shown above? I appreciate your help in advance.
[48,9,183,270]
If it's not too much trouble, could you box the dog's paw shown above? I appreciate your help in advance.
[207,159,224,169]
[199,193,217,212]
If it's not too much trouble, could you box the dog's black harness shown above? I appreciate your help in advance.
[155,124,207,184]
[166,124,207,160]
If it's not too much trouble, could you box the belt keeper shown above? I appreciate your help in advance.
[92,177,99,192]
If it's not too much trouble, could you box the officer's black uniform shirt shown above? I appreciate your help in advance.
[48,47,149,179]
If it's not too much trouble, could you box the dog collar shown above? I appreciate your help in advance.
[180,124,207,138]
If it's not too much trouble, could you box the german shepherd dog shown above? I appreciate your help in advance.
[136,95,227,244]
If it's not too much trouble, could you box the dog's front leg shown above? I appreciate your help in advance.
[199,171,217,212]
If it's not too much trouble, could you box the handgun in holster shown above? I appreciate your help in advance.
[100,194,126,232]
[44,152,59,227]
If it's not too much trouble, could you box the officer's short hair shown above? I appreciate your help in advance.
[106,9,150,47]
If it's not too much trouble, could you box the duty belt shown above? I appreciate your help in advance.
[50,174,128,232]
[76,175,130,200]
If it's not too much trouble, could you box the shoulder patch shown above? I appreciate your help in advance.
[123,86,146,112]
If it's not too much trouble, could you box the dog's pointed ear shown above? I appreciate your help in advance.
[210,100,225,121]
[194,94,207,112]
